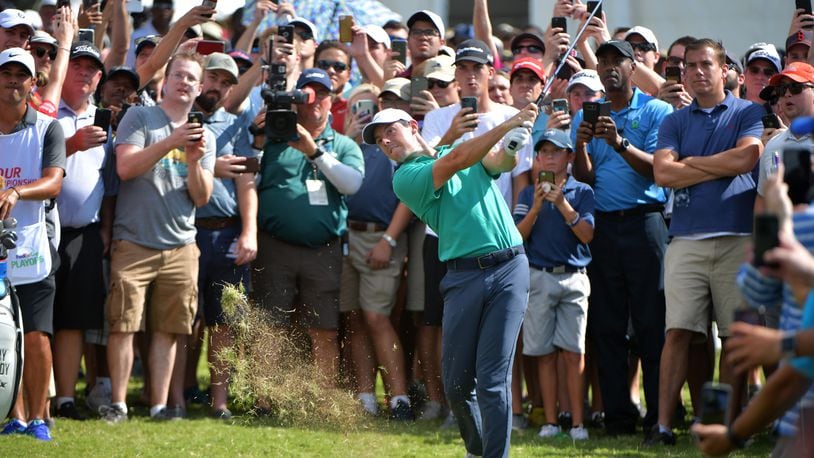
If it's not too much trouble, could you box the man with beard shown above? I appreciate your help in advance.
[572,40,672,438]
[0,49,65,441]
[168,53,257,419]
[97,66,140,132]
[52,42,112,421]
[388,10,445,79]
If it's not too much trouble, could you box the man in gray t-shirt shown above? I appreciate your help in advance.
[101,53,214,424]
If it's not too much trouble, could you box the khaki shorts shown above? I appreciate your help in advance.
[339,230,407,315]
[664,236,747,337]
[106,240,199,334]
[405,221,426,311]
[523,268,590,356]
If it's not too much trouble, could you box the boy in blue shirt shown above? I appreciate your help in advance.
[513,129,595,440]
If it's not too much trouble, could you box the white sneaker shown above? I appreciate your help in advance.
[538,424,561,438]
[86,382,112,414]
[419,400,442,420]
[569,425,589,440]
[356,393,378,416]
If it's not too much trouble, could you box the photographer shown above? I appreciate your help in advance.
[252,68,363,388]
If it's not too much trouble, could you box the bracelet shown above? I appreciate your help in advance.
[381,233,397,248]
[726,426,747,449]
[9,187,21,200]
[58,46,70,52]
[567,213,580,227]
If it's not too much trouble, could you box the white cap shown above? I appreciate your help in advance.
[567,69,605,93]
[363,24,391,49]
[422,54,455,82]
[746,43,782,73]
[379,77,411,101]
[289,16,318,42]
[0,9,35,35]
[407,10,445,38]
[24,10,42,31]
[0,48,36,77]
[362,108,415,144]
[30,30,58,47]
[624,26,659,52]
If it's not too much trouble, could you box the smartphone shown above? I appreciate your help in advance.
[188,111,204,141]
[243,157,260,173]
[797,0,812,14]
[94,107,112,132]
[78,28,95,43]
[753,214,780,268]
[278,25,294,45]
[665,66,682,84]
[339,15,354,43]
[699,382,732,425]
[351,99,376,117]
[57,0,71,8]
[538,170,555,184]
[762,113,781,129]
[587,1,602,18]
[556,62,575,81]
[783,146,814,205]
[201,0,216,18]
[733,307,762,326]
[392,39,407,65]
[460,96,478,114]
[583,101,610,125]
[551,17,567,34]
[196,40,225,55]
[552,98,569,114]
[411,76,428,100]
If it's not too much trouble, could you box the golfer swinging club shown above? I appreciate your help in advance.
[362,103,537,458]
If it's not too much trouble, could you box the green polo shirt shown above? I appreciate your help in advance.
[257,126,364,247]
[393,146,522,261]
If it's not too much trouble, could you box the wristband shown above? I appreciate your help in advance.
[567,213,580,227]
[381,233,397,248]
[727,426,747,449]
[782,331,798,359]
[309,147,325,161]
[9,187,21,200]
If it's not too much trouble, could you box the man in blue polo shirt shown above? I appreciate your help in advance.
[652,38,764,445]
[362,105,536,457]
[572,40,672,437]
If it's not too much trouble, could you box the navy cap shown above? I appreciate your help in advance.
[107,66,140,90]
[455,39,494,65]
[296,68,332,91]
[596,40,635,60]
[534,129,573,152]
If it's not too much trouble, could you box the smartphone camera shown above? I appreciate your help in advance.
[783,146,814,205]
[699,382,731,425]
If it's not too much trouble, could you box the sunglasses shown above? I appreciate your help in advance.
[747,66,777,77]
[629,42,656,53]
[428,79,451,89]
[317,60,349,72]
[297,30,313,41]
[512,45,544,55]
[773,82,814,97]
[33,47,57,60]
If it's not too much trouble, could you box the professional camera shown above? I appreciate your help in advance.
[254,62,312,142]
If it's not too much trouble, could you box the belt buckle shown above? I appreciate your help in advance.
[552,265,566,274]
[477,253,492,269]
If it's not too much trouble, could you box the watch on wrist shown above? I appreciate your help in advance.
[309,147,325,160]
[614,137,630,152]
[727,426,747,449]
[381,233,397,248]
[782,331,798,359]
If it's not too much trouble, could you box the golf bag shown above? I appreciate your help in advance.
[0,218,22,420]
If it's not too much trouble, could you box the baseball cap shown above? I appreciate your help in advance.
[289,16,318,42]
[596,40,635,60]
[0,48,35,77]
[510,32,545,54]
[296,68,332,92]
[623,26,659,51]
[745,43,782,73]
[201,22,223,41]
[786,30,812,52]
[107,66,140,90]
[510,57,545,81]
[135,35,161,56]
[422,55,455,82]
[567,69,604,93]
[363,24,391,49]
[228,50,252,67]
[362,108,414,144]
[407,10,445,38]
[204,52,239,84]
[0,9,35,35]
[70,41,105,74]
[30,30,57,47]
[455,39,493,65]
[534,128,573,152]
[379,77,411,101]
[759,62,814,101]
[438,45,456,58]
[725,52,743,74]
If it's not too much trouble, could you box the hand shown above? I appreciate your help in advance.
[761,125,787,146]
[578,10,610,43]
[544,25,570,63]
[287,124,318,157]
[690,423,734,457]
[726,322,783,374]
[178,5,215,28]
[763,163,793,232]
[548,77,569,101]
[531,181,546,211]
[658,81,692,109]
[512,103,539,129]
[214,155,250,179]
[546,110,572,130]
[185,130,206,164]
[761,231,814,304]
[253,0,277,23]
[594,115,620,147]
[575,120,594,148]
[0,188,20,220]
[552,0,576,18]
[383,52,406,80]
[52,6,75,46]
[168,121,205,150]
[68,125,108,152]
[178,37,201,54]
[790,8,814,35]
[80,2,103,26]
[444,106,479,142]
[234,231,257,266]
[348,25,368,58]
[251,109,266,146]
[410,91,440,117]
[270,35,295,64]
[345,109,373,142]
[275,0,296,19]
[366,239,392,270]
[503,126,531,156]
[543,182,565,206]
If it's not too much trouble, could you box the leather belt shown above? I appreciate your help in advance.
[596,204,664,218]
[347,219,387,232]
[195,216,240,230]
[447,246,524,270]
[531,264,586,274]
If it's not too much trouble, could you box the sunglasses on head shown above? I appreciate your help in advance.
[629,42,656,53]
[512,45,544,56]
[773,82,814,97]
[428,79,451,89]
[33,47,57,60]
[747,66,777,77]
[317,60,349,72]
[297,30,313,41]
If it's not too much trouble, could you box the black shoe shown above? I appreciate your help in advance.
[642,424,676,446]
[389,399,415,421]
[184,386,210,405]
[557,411,573,431]
[55,401,85,420]
[211,408,233,420]
[150,408,173,421]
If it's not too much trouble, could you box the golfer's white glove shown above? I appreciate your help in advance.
[503,126,531,156]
